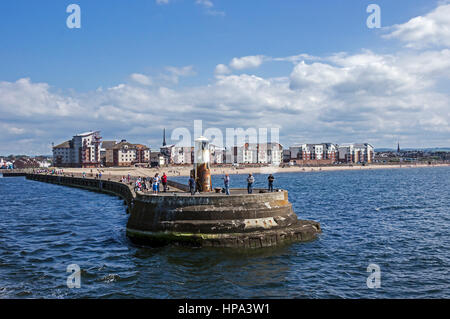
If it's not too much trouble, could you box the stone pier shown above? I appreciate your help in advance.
[25,173,321,249]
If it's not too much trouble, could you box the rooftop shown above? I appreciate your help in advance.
[53,140,71,149]
[75,131,100,137]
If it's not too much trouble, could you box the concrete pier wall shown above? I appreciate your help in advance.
[26,174,134,208]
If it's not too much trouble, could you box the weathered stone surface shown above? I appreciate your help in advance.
[26,173,321,248]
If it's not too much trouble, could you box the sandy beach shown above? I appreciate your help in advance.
[57,163,450,179]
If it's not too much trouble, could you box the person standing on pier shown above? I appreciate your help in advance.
[268,174,275,192]
[247,173,255,194]
[162,173,168,192]
[153,173,160,194]
[189,175,196,195]
[223,174,230,195]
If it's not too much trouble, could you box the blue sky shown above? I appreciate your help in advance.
[0,0,449,154]
[0,0,436,90]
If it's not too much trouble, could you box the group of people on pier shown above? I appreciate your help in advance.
[245,173,275,194]
[188,173,276,196]
[129,173,168,194]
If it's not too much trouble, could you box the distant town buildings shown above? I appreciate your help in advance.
[52,131,102,168]
[6,131,450,169]
[160,143,227,165]
[288,143,337,164]
[102,140,150,167]
[150,151,165,167]
[44,129,450,168]
[52,131,374,167]
[230,143,283,165]
[337,143,374,164]
[0,156,51,169]
[285,143,374,164]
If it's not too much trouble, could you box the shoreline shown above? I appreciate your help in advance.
[49,163,450,178]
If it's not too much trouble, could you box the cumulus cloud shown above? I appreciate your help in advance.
[130,73,153,86]
[0,78,82,118]
[220,53,317,74]
[214,64,231,75]
[384,4,450,48]
[164,65,196,84]
[229,55,266,70]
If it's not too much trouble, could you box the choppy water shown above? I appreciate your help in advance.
[0,167,449,298]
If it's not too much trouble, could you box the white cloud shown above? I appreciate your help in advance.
[166,65,196,77]
[130,73,153,86]
[221,53,317,73]
[384,4,450,48]
[273,53,320,64]
[195,0,225,16]
[164,65,196,84]
[196,0,213,8]
[214,64,231,75]
[0,78,82,117]
[229,55,266,70]
[156,0,170,5]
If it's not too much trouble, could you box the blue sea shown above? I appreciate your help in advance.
[0,167,449,298]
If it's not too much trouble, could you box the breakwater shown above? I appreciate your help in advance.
[1,170,29,177]
[25,173,321,248]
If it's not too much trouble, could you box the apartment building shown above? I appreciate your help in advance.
[338,143,374,163]
[229,143,283,165]
[289,143,337,164]
[160,144,194,165]
[52,131,102,168]
[104,140,150,167]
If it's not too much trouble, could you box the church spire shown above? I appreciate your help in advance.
[397,141,400,153]
[163,128,167,146]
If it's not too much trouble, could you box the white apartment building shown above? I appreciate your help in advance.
[231,143,282,165]
[337,143,374,163]
[210,144,225,164]
[52,131,102,168]
[172,146,193,165]
[52,140,73,166]
[160,145,193,165]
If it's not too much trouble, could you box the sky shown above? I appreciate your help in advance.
[0,0,449,155]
